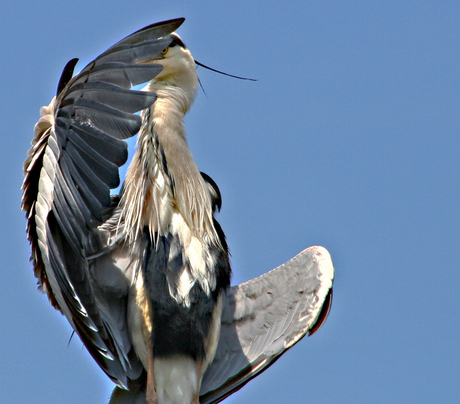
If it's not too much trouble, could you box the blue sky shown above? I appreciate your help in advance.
[2,1,460,403]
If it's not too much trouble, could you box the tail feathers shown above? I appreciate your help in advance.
[109,357,199,404]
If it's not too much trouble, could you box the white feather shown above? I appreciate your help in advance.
[154,357,198,404]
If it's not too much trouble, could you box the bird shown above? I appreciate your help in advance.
[22,18,334,404]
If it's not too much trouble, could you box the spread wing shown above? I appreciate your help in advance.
[21,18,185,388]
[200,246,334,404]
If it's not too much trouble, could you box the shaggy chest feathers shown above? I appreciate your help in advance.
[120,86,225,306]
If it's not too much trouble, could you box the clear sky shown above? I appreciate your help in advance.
[2,1,460,403]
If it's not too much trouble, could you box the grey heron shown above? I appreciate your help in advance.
[22,18,334,404]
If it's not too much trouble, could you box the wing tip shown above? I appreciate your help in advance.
[306,245,334,337]
[308,287,333,336]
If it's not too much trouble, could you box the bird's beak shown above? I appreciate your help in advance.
[137,55,165,64]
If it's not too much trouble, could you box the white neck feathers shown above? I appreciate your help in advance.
[120,82,217,247]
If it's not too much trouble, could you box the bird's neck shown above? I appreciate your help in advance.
[150,73,197,114]
[150,85,193,132]
[120,84,215,245]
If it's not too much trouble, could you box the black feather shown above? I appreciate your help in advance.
[57,58,79,96]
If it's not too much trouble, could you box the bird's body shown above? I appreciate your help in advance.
[23,18,334,404]
[89,31,231,403]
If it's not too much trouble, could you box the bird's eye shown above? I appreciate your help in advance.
[161,48,168,56]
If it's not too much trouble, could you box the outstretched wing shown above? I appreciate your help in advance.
[200,246,334,404]
[21,18,185,388]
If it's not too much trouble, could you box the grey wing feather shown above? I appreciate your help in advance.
[200,246,334,404]
[21,18,185,388]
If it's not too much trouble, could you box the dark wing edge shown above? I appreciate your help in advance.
[200,246,334,404]
[21,18,184,388]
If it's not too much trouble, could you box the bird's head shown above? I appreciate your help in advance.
[145,33,199,106]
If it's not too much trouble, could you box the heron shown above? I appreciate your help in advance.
[22,18,334,404]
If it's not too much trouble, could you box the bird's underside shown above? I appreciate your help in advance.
[22,18,335,404]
